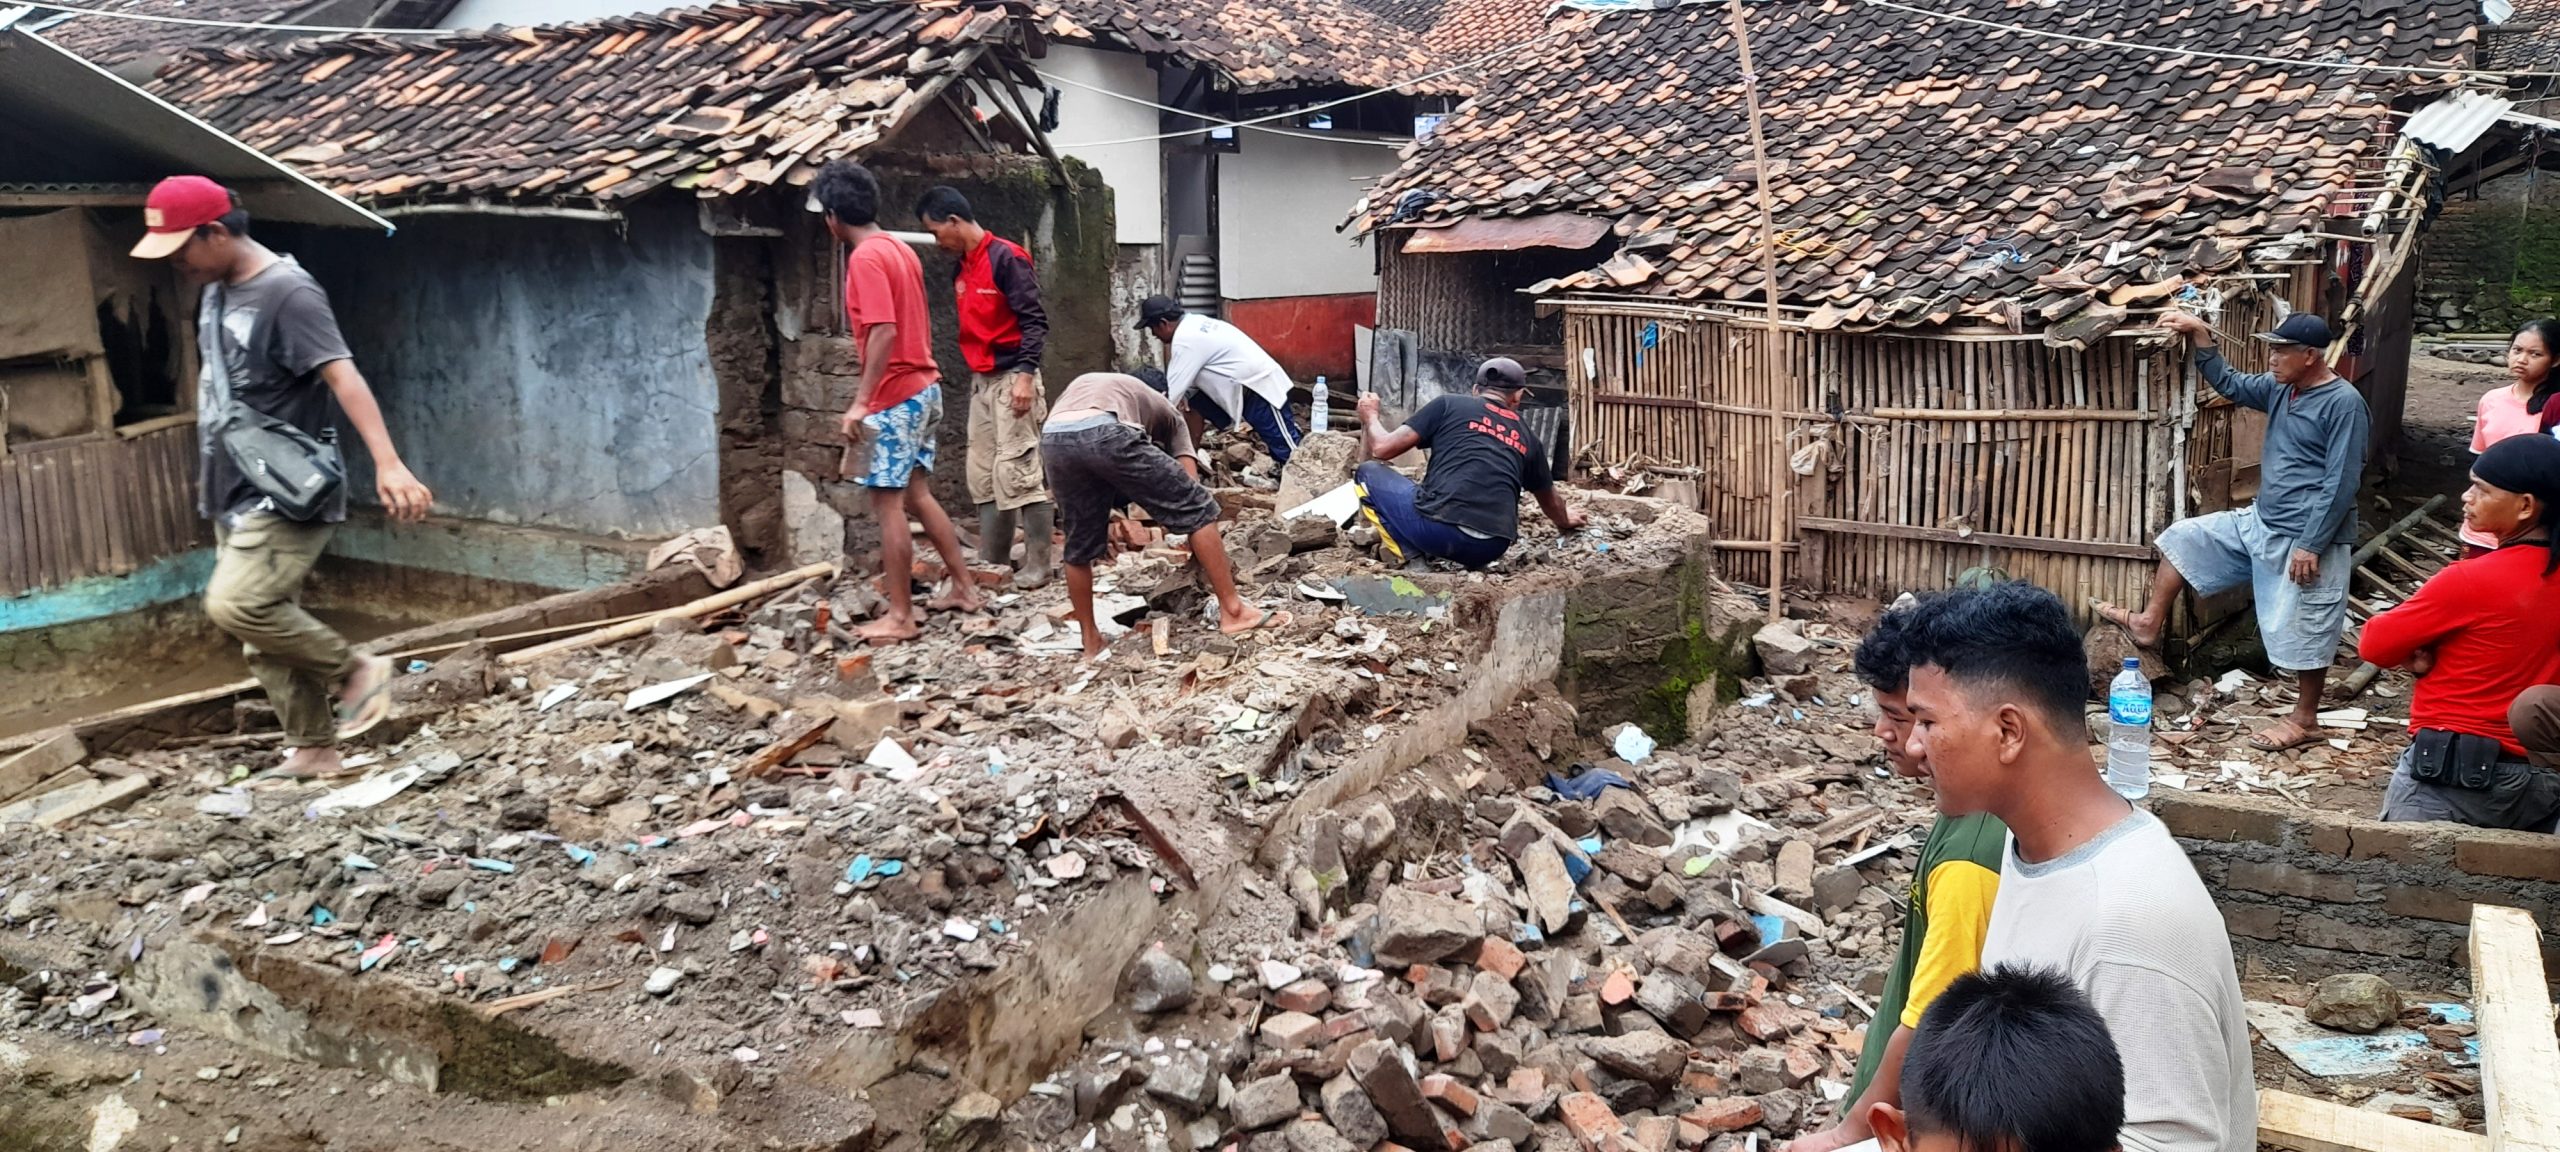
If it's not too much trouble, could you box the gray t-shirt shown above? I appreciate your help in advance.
[1981,809,2256,1152]
[197,256,352,524]
[2196,348,2368,555]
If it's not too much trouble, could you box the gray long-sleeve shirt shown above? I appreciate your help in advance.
[2196,347,2368,554]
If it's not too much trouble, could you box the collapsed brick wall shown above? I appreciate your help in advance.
[2417,168,2560,335]
[2155,791,2560,987]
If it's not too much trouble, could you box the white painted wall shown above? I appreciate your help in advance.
[1216,130,1398,299]
[1034,45,1163,247]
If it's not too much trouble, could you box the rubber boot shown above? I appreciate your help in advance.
[976,502,1016,571]
[1016,502,1056,590]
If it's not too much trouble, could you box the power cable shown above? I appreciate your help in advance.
[5,0,445,35]
[1853,0,2550,78]
[1033,68,1407,149]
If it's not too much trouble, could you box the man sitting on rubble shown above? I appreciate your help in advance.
[2362,433,2560,831]
[1045,369,1269,658]
[1136,294,1302,470]
[1791,603,2006,1152]
[1350,357,1583,569]
[1869,964,2125,1152]
[1901,582,2254,1152]
[2097,311,2368,753]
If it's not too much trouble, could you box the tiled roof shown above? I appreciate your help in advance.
[1032,0,1457,93]
[31,0,308,67]
[1348,0,1549,61]
[151,0,1019,204]
[2486,0,2560,70]
[1358,0,2478,333]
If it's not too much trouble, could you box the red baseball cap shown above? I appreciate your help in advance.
[130,175,237,259]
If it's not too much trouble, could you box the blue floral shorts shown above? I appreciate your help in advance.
[853,384,943,489]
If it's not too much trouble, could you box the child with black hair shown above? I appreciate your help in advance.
[1871,964,2126,1152]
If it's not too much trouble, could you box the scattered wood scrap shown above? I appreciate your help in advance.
[2469,905,2560,1152]
[741,714,835,778]
[2258,1089,2485,1152]
[0,731,85,802]
[0,774,149,830]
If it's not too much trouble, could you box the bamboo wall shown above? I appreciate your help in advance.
[0,421,206,597]
[1562,296,2303,615]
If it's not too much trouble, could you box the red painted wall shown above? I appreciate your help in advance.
[1225,293,1376,383]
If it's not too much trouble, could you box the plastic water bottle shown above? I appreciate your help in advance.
[1311,375,1330,433]
[2105,658,2152,799]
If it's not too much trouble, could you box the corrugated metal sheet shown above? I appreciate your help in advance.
[2403,89,2515,153]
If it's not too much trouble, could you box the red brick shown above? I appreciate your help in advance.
[1737,1002,1800,1041]
[2345,822,2453,866]
[2226,861,2360,903]
[1472,935,1527,980]
[1274,979,1332,1015]
[2295,913,2423,958]
[2219,901,2289,941]
[1782,1046,1822,1086]
[2152,792,2290,845]
[1493,1067,1547,1106]
[1682,1098,1765,1134]
[2455,830,2560,882]
[1601,969,1638,1005]
[1632,1115,1679,1152]
[1420,1074,1478,1116]
[1679,1068,1725,1096]
[1560,1092,1626,1152]
[1322,1012,1372,1041]
[1260,1011,1324,1050]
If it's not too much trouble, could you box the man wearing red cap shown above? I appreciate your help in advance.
[134,175,434,779]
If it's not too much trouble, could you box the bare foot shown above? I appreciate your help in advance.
[857,615,923,647]
[277,747,359,779]
[1081,633,1107,660]
[926,578,985,614]
[1218,604,1277,636]
[2090,599,2163,649]
[2249,715,2321,753]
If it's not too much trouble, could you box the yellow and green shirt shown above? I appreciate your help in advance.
[1848,811,2007,1100]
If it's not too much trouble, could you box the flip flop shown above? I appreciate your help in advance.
[1224,608,1291,637]
[2247,716,2321,753]
[335,656,396,741]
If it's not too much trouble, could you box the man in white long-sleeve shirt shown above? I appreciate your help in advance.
[1135,294,1301,469]
[1896,581,2255,1152]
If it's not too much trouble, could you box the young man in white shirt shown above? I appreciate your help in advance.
[1896,581,2255,1152]
[1135,295,1301,469]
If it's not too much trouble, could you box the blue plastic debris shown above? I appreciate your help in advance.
[1576,836,1605,858]
[1511,920,1545,946]
[563,844,598,868]
[466,857,516,874]
[1561,850,1593,886]
[847,855,906,884]
[989,918,1008,935]
[498,957,520,974]
[312,906,335,926]
[406,660,432,674]
[878,860,904,877]
[1545,765,1632,800]
[1751,913,1788,949]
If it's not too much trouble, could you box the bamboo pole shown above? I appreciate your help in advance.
[500,562,838,667]
[1730,0,1787,623]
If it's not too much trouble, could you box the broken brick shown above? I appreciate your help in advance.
[1463,969,1519,1031]
[1683,1097,1764,1134]
[1261,1011,1325,1050]
[1275,978,1333,1015]
[1420,1073,1479,1116]
[1558,1092,1626,1152]
[1737,1001,1800,1041]
[1599,968,1637,1005]
[1472,935,1527,980]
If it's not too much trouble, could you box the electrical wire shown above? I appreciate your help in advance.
[5,0,447,34]
[1853,0,2552,78]
[1032,68,1407,149]
[1042,23,1574,149]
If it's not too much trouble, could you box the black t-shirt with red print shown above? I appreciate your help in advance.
[1406,392,1554,541]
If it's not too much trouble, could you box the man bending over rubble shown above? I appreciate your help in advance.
[1901,582,2253,1152]
[1869,964,2126,1152]
[2097,311,2367,753]
[1791,604,2006,1152]
[1351,357,1583,569]
[1046,370,1268,658]
[134,175,433,779]
[817,159,983,644]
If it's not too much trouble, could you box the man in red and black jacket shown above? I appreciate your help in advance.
[919,186,1055,588]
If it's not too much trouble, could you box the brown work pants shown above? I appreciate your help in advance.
[2514,685,2560,769]
[205,513,353,747]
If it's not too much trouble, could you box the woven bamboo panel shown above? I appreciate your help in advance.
[0,422,206,598]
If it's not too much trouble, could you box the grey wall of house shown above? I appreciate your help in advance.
[278,199,720,540]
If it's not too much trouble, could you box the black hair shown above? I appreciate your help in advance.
[1897,582,2089,731]
[1903,964,2125,1152]
[1127,365,1169,393]
[1853,607,1915,694]
[914,186,974,224]
[2518,318,2560,416]
[196,206,251,241]
[813,160,880,227]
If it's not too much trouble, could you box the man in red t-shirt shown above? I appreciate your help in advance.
[918,185,1055,589]
[815,160,983,644]
[2362,434,2560,830]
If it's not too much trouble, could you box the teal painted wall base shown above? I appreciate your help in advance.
[0,550,217,634]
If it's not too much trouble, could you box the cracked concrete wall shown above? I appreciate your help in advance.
[280,200,721,540]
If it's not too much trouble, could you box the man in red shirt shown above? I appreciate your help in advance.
[917,186,1055,589]
[815,160,983,645]
[2361,433,2560,830]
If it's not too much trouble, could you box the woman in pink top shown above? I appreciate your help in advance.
[2466,318,2560,556]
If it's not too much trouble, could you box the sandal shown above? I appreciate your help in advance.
[2248,716,2321,753]
[335,655,396,741]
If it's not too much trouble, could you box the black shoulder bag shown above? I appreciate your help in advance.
[208,284,344,521]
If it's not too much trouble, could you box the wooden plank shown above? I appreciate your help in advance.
[0,774,150,829]
[0,732,86,802]
[2258,1089,2485,1152]
[1798,516,2154,561]
[2471,905,2560,1152]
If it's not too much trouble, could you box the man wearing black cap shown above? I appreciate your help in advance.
[2098,311,2369,752]
[1134,295,1302,468]
[1351,358,1583,569]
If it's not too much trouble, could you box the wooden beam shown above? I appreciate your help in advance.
[2258,1089,2486,1152]
[0,732,86,803]
[0,775,149,829]
[2471,905,2560,1152]
[1796,515,2154,561]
